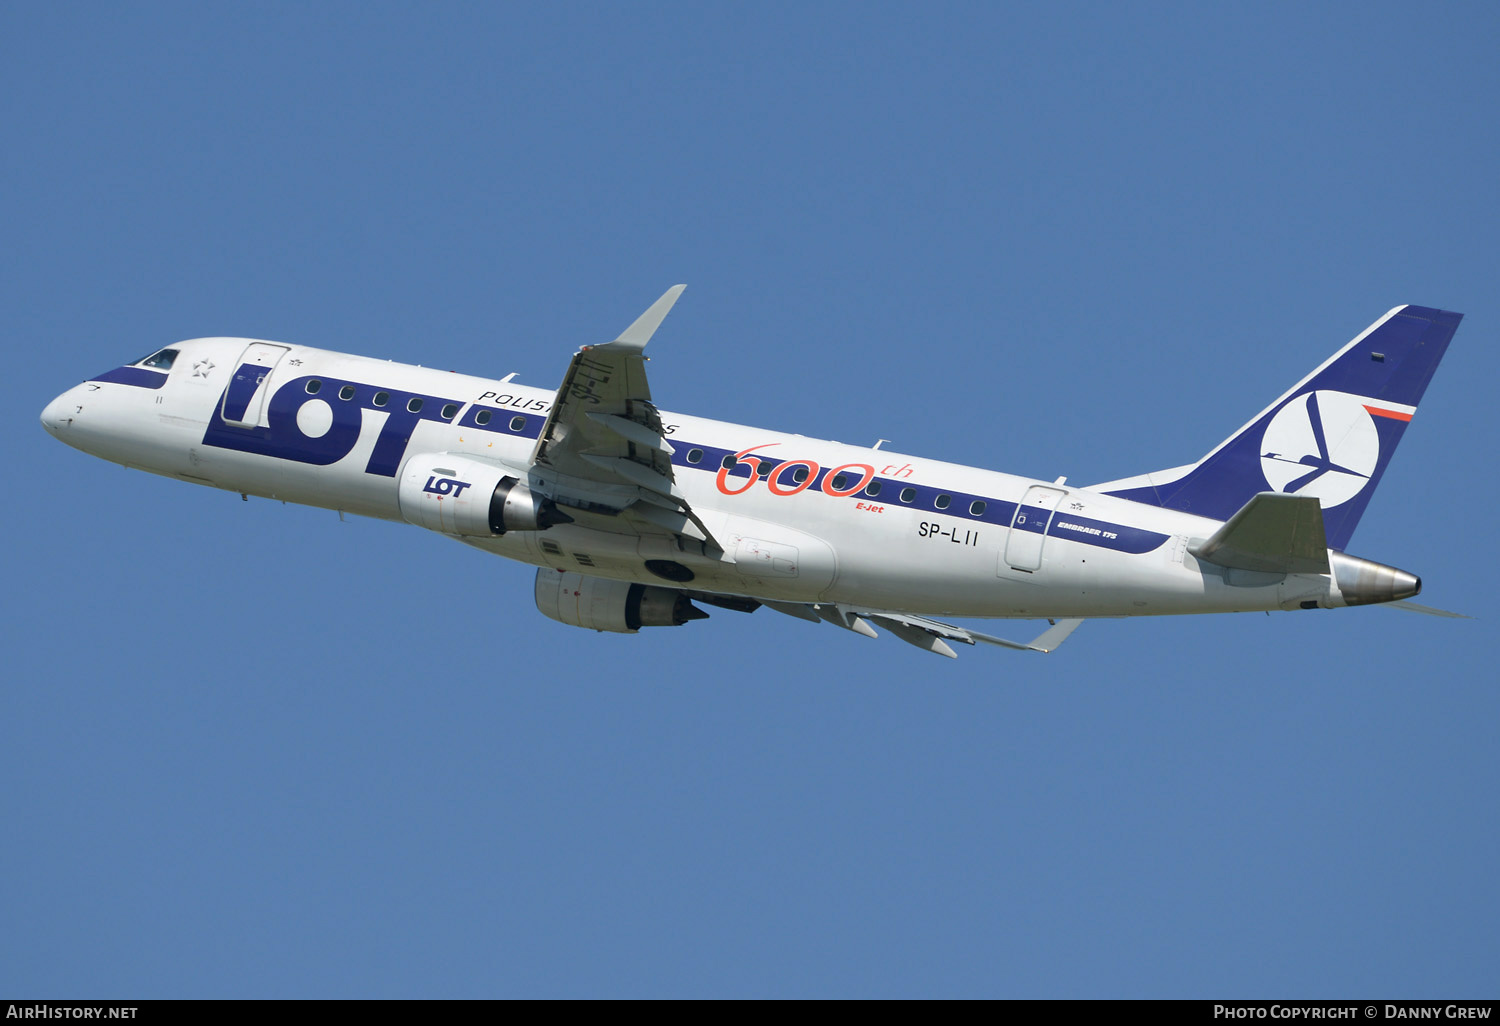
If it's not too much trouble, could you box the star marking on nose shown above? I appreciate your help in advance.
[193,359,215,378]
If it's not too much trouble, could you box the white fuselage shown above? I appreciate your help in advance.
[42,336,1343,620]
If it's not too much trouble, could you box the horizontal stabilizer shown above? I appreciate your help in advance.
[1190,492,1330,574]
[1381,600,1472,619]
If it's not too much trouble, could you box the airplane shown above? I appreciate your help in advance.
[40,289,1463,658]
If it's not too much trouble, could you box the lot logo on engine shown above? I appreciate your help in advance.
[423,476,471,498]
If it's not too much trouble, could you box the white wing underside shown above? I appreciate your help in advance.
[501,285,1088,659]
[526,285,724,553]
[757,600,1084,658]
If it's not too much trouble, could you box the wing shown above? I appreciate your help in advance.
[527,286,723,552]
[748,600,1084,659]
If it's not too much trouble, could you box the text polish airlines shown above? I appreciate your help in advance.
[41,289,1463,657]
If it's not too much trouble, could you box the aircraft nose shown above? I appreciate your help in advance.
[40,391,72,435]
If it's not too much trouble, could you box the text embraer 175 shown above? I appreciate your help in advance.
[41,290,1462,657]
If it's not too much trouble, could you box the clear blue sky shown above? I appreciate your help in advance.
[4,1,1496,998]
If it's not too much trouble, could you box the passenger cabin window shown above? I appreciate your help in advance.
[441,403,459,421]
[864,481,882,497]
[305,379,322,394]
[339,385,356,400]
[407,397,423,413]
[139,349,179,370]
[970,500,987,517]
[475,410,492,426]
[935,494,951,510]
[373,391,389,407]
[509,416,527,431]
[899,487,916,503]
[686,448,703,464]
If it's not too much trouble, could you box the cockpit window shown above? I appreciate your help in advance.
[138,348,179,370]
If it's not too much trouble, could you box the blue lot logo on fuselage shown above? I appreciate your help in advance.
[196,366,501,480]
[201,367,552,476]
[201,369,466,477]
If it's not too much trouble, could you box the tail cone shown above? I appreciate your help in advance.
[1330,551,1421,606]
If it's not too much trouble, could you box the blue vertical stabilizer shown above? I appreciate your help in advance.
[1096,305,1462,550]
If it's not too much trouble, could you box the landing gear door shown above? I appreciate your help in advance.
[1003,485,1066,573]
[220,343,290,429]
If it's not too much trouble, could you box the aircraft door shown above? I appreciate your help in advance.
[1003,485,1066,572]
[220,343,290,429]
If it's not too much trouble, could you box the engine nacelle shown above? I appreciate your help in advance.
[398,454,571,536]
[534,569,709,633]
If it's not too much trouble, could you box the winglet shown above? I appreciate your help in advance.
[603,285,686,352]
[970,618,1085,653]
[1024,618,1084,652]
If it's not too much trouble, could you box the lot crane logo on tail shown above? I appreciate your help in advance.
[1259,390,1379,508]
